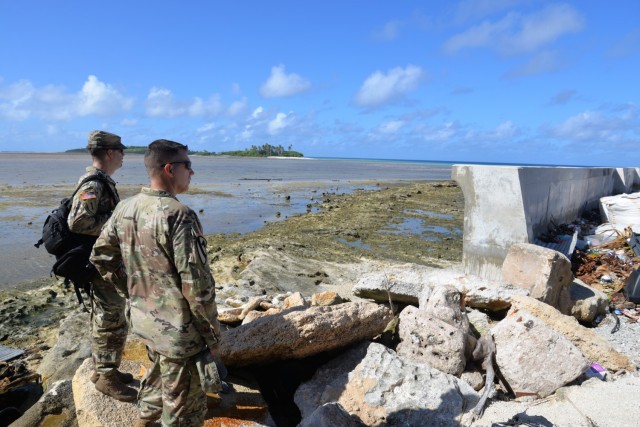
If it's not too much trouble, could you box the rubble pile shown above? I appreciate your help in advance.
[539,209,640,318]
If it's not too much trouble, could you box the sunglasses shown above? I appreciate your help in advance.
[162,161,192,170]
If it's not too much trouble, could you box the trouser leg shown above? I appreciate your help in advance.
[159,354,207,427]
[91,277,128,374]
[138,348,163,422]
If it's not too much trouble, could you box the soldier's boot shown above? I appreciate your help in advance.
[94,373,137,402]
[90,369,134,384]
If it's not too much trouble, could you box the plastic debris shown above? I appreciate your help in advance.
[584,362,608,381]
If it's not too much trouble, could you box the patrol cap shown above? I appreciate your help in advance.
[87,130,127,150]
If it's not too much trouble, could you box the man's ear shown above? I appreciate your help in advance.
[163,163,174,177]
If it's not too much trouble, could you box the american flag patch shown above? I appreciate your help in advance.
[80,191,96,200]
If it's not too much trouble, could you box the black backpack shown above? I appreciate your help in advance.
[35,174,117,305]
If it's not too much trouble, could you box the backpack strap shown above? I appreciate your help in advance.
[34,173,118,249]
[74,171,119,204]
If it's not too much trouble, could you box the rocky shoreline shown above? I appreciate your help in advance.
[2,180,640,426]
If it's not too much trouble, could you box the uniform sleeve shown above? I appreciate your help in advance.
[90,214,128,297]
[68,180,112,236]
[173,211,221,350]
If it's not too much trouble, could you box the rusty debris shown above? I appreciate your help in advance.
[542,211,640,315]
[0,359,41,395]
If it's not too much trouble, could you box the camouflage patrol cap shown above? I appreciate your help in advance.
[87,130,127,150]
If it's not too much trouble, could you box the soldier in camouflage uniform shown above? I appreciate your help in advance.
[69,130,136,402]
[91,139,224,427]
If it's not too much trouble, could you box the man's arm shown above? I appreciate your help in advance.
[173,211,221,351]
[90,214,128,296]
[68,181,112,236]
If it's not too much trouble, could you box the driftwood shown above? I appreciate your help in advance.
[468,334,497,422]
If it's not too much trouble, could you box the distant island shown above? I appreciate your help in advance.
[66,143,304,158]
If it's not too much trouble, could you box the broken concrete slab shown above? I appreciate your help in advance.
[492,310,590,398]
[219,302,393,367]
[352,263,436,304]
[353,264,528,312]
[509,295,635,372]
[501,243,573,308]
[294,342,479,427]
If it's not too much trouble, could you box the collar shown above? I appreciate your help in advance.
[141,187,177,199]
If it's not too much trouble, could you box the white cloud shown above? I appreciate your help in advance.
[189,94,224,117]
[268,112,293,134]
[197,122,216,133]
[444,4,584,55]
[145,88,224,118]
[424,121,458,142]
[145,87,183,118]
[353,65,424,108]
[227,97,247,116]
[241,126,253,140]
[376,120,405,134]
[545,106,638,143]
[465,120,519,141]
[260,65,311,98]
[0,75,133,121]
[78,75,134,116]
[252,106,265,119]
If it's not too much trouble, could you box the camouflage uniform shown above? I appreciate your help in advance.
[91,188,221,426]
[68,166,128,376]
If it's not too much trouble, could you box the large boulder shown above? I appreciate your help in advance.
[38,309,92,390]
[501,243,573,308]
[492,310,590,398]
[219,301,393,366]
[558,278,609,323]
[397,286,476,376]
[509,295,635,372]
[72,356,275,427]
[294,342,479,427]
[72,358,138,427]
[396,305,467,376]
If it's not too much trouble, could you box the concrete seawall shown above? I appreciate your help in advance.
[452,165,640,281]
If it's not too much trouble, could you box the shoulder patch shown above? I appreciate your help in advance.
[80,191,97,200]
[191,228,208,264]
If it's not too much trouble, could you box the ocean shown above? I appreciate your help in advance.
[0,153,453,286]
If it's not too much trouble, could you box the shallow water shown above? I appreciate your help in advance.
[0,153,452,286]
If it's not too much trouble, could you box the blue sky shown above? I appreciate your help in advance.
[1,1,638,166]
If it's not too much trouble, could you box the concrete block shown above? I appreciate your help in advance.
[452,165,640,281]
[501,243,572,307]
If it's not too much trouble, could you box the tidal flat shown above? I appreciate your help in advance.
[0,180,463,362]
